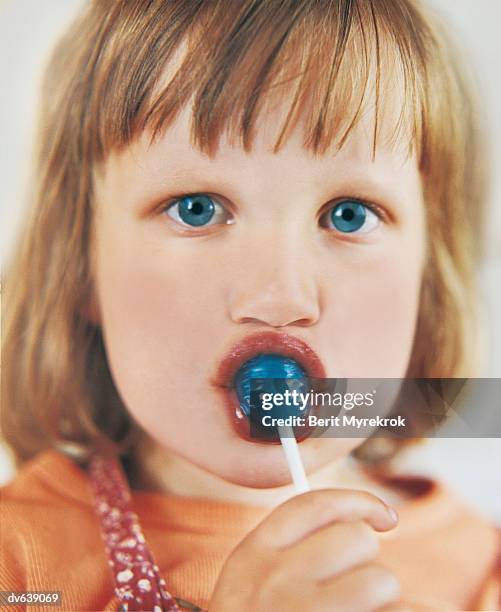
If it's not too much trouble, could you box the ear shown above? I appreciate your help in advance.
[83,239,101,326]
[82,289,101,327]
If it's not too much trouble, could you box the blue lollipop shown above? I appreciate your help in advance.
[234,354,309,420]
[234,353,311,493]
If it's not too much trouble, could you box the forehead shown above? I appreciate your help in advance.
[134,20,416,167]
[90,0,432,183]
[118,0,425,160]
[146,97,414,169]
[97,94,421,215]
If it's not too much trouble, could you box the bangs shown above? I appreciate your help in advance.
[92,0,431,160]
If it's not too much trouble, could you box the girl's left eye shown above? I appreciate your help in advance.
[164,194,232,227]
[321,200,380,234]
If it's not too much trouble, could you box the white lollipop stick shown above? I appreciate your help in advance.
[278,425,310,494]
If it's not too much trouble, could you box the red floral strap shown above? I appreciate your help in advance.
[87,452,182,612]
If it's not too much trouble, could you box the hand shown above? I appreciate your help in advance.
[209,488,402,612]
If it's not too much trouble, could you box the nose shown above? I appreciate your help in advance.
[228,234,321,328]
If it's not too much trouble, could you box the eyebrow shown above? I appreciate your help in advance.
[131,130,419,212]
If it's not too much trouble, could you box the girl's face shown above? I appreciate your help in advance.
[93,103,425,487]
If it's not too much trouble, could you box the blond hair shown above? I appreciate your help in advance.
[2,0,487,469]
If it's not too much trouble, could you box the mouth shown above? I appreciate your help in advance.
[211,331,326,443]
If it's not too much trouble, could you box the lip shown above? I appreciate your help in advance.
[211,331,326,443]
[212,331,326,387]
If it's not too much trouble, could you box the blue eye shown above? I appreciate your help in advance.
[324,200,379,234]
[165,194,231,227]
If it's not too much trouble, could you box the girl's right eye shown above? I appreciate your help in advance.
[164,194,232,228]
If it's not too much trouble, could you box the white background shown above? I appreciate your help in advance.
[0,1,500,521]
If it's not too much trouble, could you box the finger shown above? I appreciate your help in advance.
[250,488,398,548]
[282,520,380,581]
[317,563,401,612]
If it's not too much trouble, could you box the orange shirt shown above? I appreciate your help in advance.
[1,449,500,611]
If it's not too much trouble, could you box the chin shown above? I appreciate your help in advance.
[220,466,297,489]
[203,437,349,489]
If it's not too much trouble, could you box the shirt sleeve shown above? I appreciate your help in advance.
[0,496,28,612]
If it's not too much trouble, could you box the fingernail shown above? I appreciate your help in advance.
[386,505,399,523]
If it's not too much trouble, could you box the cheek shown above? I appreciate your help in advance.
[94,226,229,438]
[320,245,424,377]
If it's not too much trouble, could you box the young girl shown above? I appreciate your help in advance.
[2,0,500,610]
